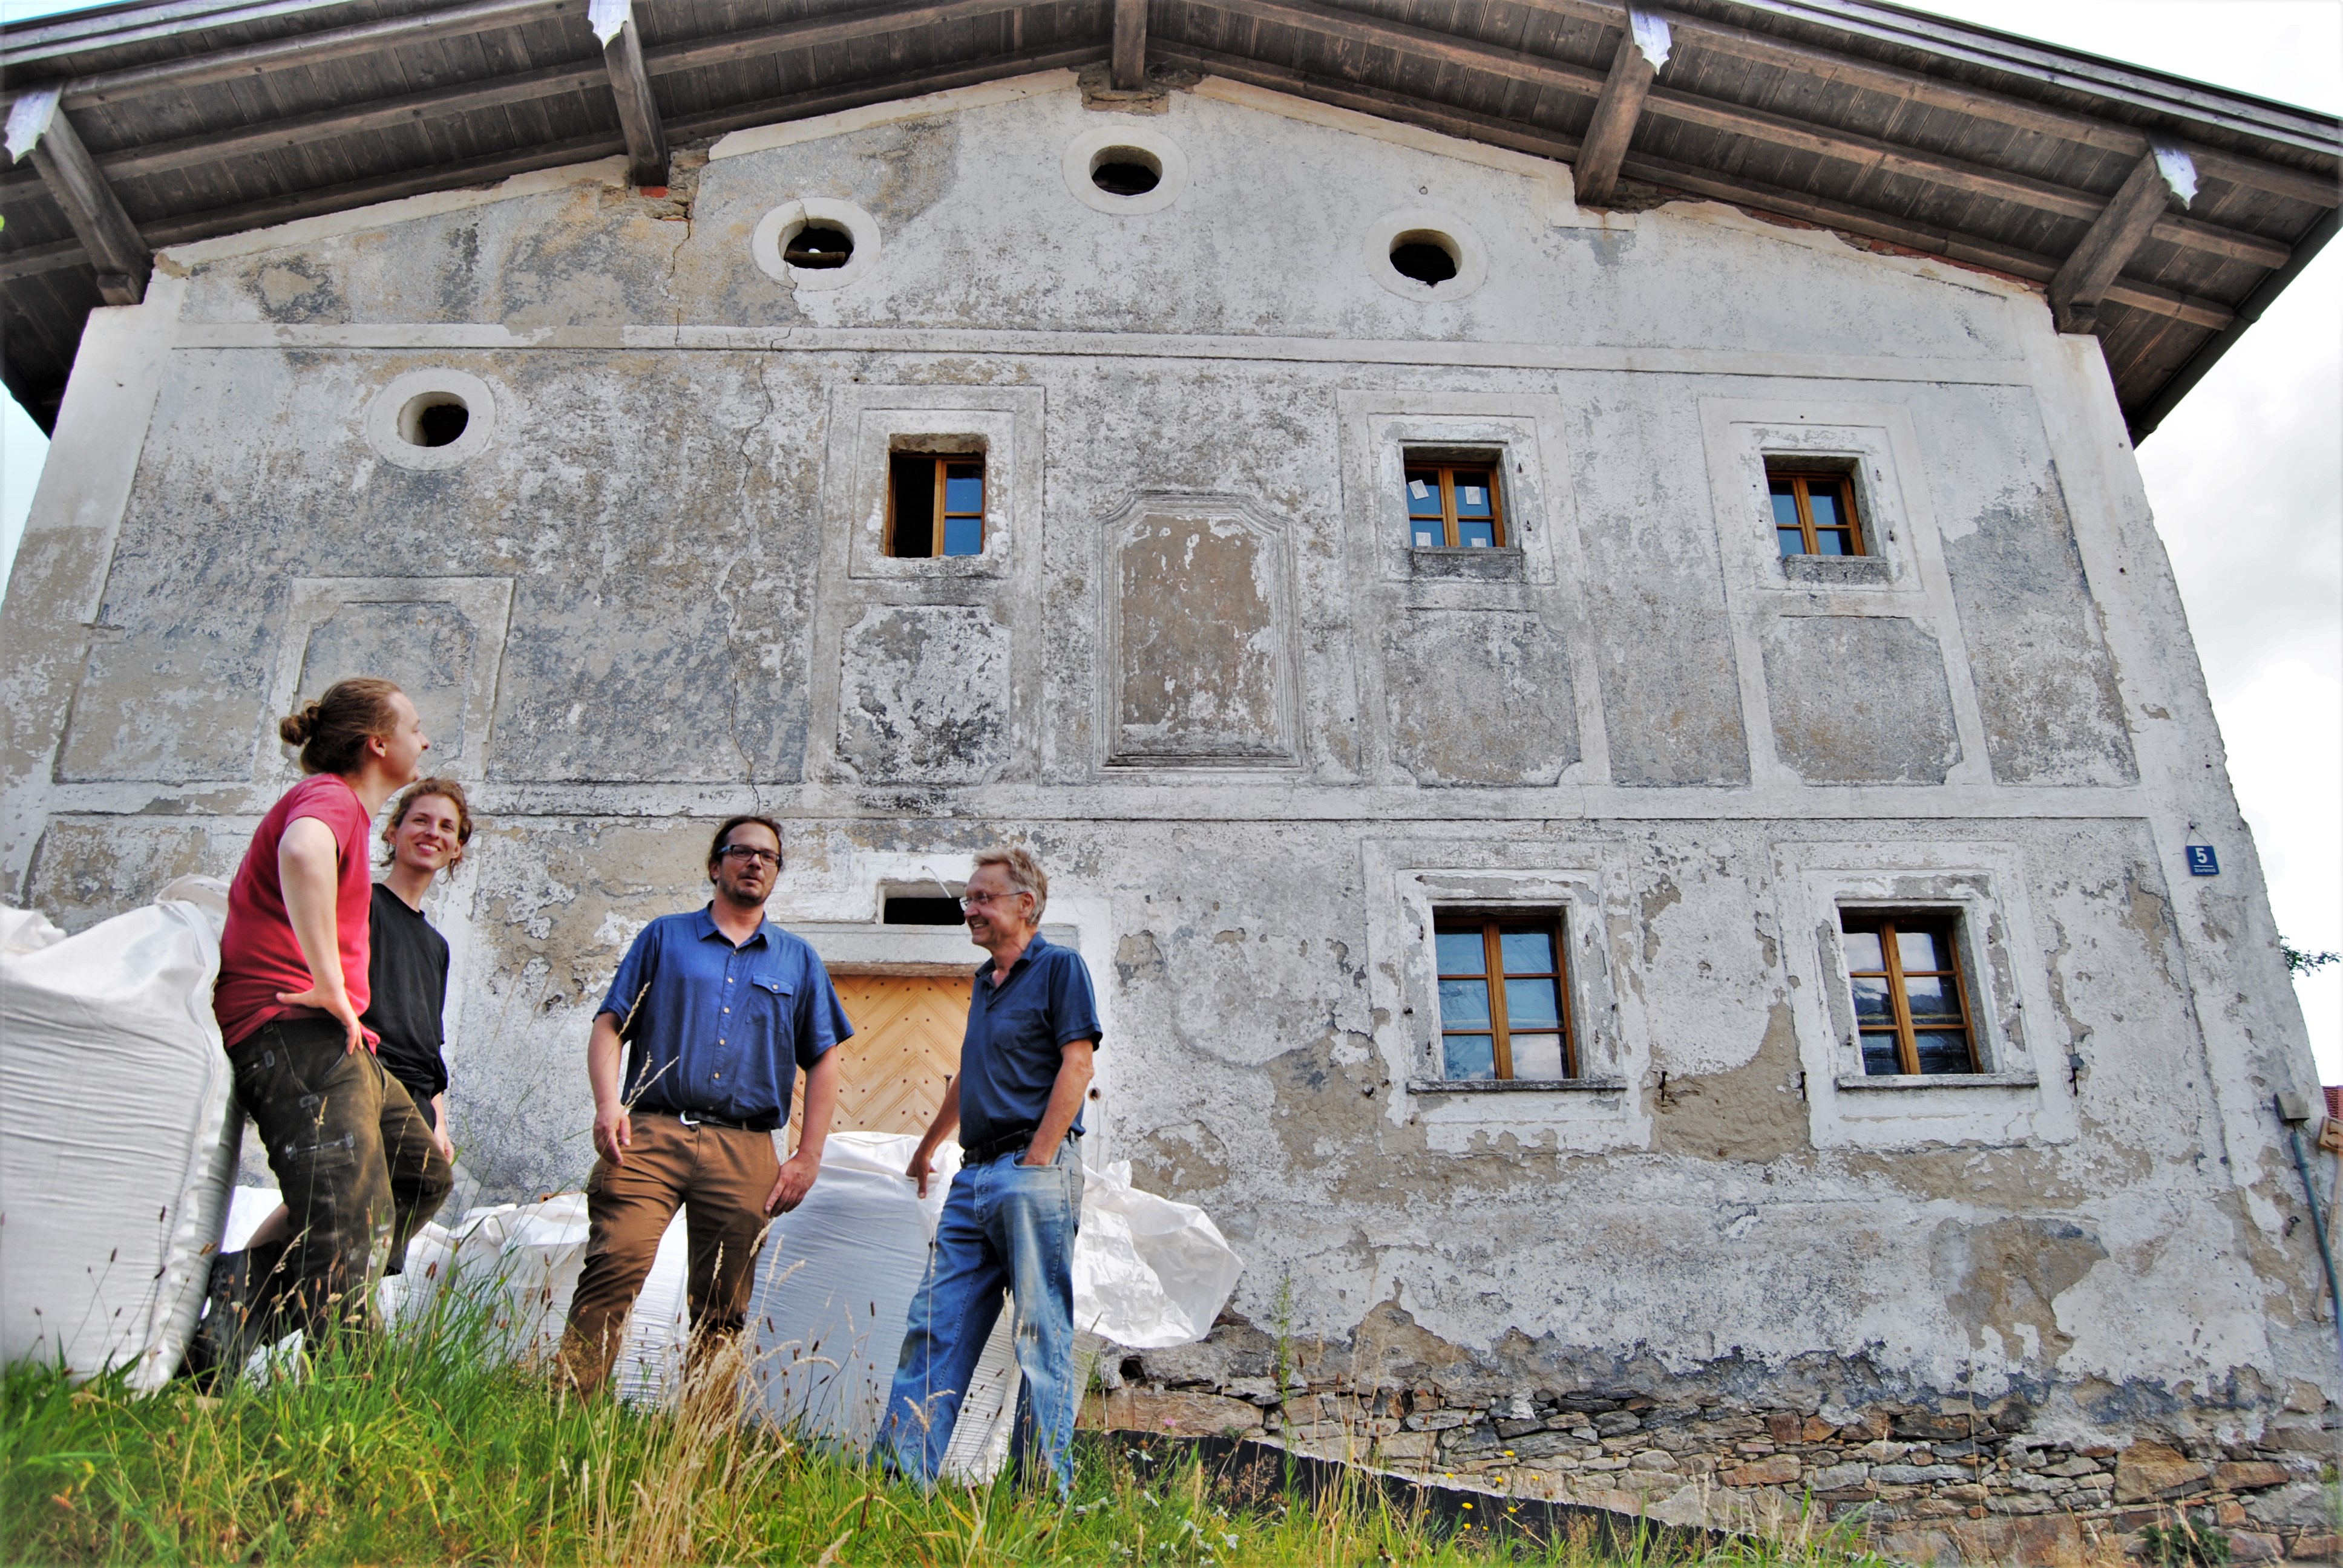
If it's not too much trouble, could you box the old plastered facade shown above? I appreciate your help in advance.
[1,68,2332,1561]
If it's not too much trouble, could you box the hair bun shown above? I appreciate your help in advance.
[278,701,321,746]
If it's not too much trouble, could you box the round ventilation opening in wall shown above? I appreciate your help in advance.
[1365,209,1488,300]
[365,369,499,471]
[1389,232,1461,286]
[783,221,854,269]
[1090,146,1162,196]
[752,198,881,290]
[399,392,471,448]
[1063,125,1190,215]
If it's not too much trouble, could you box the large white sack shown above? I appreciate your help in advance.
[742,1132,1240,1455]
[0,883,237,1391]
[744,1134,943,1446]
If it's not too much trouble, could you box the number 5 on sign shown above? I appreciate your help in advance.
[2185,844,2220,877]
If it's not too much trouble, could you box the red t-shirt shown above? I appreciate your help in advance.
[214,773,377,1050]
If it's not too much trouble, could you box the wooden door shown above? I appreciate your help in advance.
[790,973,970,1143]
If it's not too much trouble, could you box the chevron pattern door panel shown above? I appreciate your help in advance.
[790,974,971,1143]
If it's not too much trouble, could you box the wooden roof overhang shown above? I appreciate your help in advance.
[1,0,2335,436]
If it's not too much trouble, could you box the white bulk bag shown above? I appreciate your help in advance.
[743,1132,949,1446]
[0,883,237,1391]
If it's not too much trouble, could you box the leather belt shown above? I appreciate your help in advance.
[962,1128,1076,1165]
[640,1106,779,1134]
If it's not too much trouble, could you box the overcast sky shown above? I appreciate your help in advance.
[1,0,2337,1068]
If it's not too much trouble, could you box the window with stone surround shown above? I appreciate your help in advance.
[1841,912,1978,1076]
[886,453,985,558]
[1768,465,1864,557]
[1433,910,1573,1080]
[1403,457,1506,550]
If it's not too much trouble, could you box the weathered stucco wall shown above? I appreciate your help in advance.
[1,68,2327,1553]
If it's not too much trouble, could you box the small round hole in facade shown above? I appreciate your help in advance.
[399,393,470,448]
[1389,232,1460,286]
[1090,147,1162,196]
[782,221,854,269]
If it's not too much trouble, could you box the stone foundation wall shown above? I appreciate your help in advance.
[1087,1356,2342,1566]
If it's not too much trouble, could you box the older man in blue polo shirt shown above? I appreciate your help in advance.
[556,814,852,1398]
[882,844,1099,1494]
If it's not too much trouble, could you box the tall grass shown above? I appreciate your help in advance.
[1,1278,1892,1566]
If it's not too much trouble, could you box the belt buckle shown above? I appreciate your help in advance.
[677,1108,700,1127]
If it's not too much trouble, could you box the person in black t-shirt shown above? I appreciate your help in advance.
[362,777,473,1165]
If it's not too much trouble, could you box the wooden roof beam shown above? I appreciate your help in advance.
[4,89,148,305]
[1573,8,1669,207]
[2050,146,2195,333]
[15,0,570,114]
[591,0,668,189]
[1112,0,1148,90]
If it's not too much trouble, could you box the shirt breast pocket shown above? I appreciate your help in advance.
[745,972,795,1033]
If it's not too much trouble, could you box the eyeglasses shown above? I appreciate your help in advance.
[958,889,1026,910]
[716,846,781,867]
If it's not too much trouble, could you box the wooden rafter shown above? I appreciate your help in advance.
[2050,148,2193,334]
[4,90,146,305]
[592,0,670,190]
[1573,8,1666,207]
[1112,0,1149,90]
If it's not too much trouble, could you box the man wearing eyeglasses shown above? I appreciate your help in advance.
[881,845,1099,1495]
[555,814,851,1398]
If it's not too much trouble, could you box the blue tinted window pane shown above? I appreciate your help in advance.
[1454,480,1493,518]
[1504,977,1560,1030]
[943,474,983,515]
[1444,1035,1496,1079]
[942,517,983,556]
[1769,490,1800,528]
[1499,932,1554,974]
[1913,1031,1974,1074]
[1438,978,1490,1030]
[1807,489,1840,530]
[1458,519,1496,548]
[1904,977,1962,1026]
[1842,929,1884,971]
[1861,1039,1906,1076]
[1778,529,1807,557]
[1435,932,1485,975]
[1510,1034,1565,1079]
[1406,475,1444,518]
[1814,529,1847,555]
[1851,976,1893,1022]
[1898,930,1951,972]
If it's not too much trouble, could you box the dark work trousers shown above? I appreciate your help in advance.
[228,1015,453,1349]
[556,1113,781,1399]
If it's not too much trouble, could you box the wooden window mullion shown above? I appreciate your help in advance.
[1443,469,1460,549]
[1881,919,1919,1075]
[1483,923,1513,1079]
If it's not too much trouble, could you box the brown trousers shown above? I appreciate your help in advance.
[555,1113,781,1398]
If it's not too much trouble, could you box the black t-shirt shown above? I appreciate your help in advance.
[362,882,450,1111]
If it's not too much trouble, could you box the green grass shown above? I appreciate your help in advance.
[1,1283,1893,1567]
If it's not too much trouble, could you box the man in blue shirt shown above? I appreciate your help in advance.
[882,845,1100,1494]
[555,814,852,1398]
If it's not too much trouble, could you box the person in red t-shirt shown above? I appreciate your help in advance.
[208,677,454,1361]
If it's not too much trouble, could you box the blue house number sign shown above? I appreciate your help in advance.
[2186,844,2221,877]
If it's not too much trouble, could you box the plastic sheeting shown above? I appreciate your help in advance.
[0,880,237,1391]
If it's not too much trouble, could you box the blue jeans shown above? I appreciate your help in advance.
[879,1139,1083,1493]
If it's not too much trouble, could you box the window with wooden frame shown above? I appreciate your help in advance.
[1404,459,1505,549]
[1841,913,1979,1076]
[886,453,985,558]
[1768,466,1864,558]
[1433,912,1572,1080]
